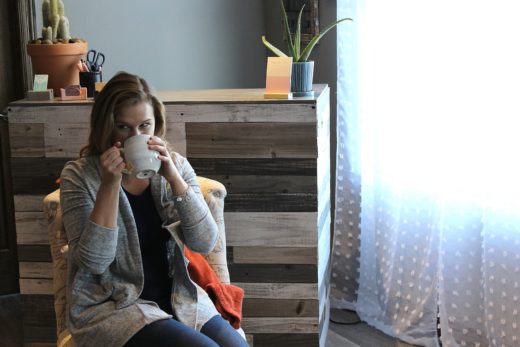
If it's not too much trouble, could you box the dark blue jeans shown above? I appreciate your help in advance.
[124,315,249,347]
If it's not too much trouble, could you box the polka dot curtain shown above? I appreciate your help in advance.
[333,1,520,346]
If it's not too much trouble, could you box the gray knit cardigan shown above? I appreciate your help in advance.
[59,153,219,347]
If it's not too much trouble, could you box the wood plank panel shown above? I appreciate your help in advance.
[44,122,88,158]
[19,278,53,295]
[15,212,48,245]
[236,283,318,299]
[233,247,316,265]
[224,193,316,212]
[189,158,316,176]
[225,212,317,247]
[243,298,318,317]
[14,195,46,212]
[229,264,317,283]
[7,105,91,123]
[22,326,55,344]
[186,123,317,158]
[18,245,52,262]
[165,103,316,123]
[209,175,316,194]
[21,295,55,326]
[8,123,45,157]
[11,158,66,195]
[252,333,319,347]
[165,121,186,157]
[19,262,52,279]
[241,317,318,334]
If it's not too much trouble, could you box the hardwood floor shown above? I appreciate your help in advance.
[325,309,418,347]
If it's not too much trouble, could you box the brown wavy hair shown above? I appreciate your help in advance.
[80,71,166,157]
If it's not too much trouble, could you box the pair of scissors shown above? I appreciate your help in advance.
[86,49,105,72]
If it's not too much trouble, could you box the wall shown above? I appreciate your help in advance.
[34,0,267,90]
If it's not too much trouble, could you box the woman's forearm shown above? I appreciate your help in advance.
[90,181,120,228]
[168,174,189,196]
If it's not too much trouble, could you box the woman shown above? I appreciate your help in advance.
[60,72,248,347]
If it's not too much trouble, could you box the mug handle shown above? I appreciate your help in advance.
[119,148,131,174]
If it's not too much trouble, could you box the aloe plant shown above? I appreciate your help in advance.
[262,0,352,62]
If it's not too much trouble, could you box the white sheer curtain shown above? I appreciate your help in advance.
[332,1,520,346]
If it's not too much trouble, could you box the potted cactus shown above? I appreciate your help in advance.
[262,0,352,96]
[26,0,88,94]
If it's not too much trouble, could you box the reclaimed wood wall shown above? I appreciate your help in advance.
[7,86,331,347]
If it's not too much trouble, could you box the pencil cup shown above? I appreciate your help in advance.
[79,71,102,98]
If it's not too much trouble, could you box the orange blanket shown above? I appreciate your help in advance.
[184,247,244,329]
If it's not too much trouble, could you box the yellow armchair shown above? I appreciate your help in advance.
[43,176,240,347]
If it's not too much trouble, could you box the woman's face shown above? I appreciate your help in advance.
[112,101,155,145]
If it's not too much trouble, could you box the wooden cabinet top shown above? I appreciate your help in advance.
[10,84,328,106]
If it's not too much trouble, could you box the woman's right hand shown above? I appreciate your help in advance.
[99,142,125,184]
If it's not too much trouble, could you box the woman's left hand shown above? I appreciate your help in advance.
[147,136,188,194]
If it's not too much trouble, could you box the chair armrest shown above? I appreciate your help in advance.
[43,189,69,339]
[196,176,231,284]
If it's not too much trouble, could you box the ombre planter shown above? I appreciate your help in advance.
[27,42,88,95]
[291,61,315,97]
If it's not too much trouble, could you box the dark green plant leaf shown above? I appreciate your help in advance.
[299,17,353,62]
[280,0,296,57]
[294,3,306,61]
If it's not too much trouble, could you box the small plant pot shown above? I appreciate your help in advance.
[27,42,88,95]
[291,61,315,97]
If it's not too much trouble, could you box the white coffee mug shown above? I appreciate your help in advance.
[121,134,161,179]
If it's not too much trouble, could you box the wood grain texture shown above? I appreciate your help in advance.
[236,282,318,299]
[207,175,316,194]
[21,295,55,326]
[186,123,317,158]
[15,211,48,245]
[225,212,318,247]
[8,122,44,157]
[233,246,317,264]
[165,103,316,123]
[44,122,88,158]
[241,317,318,334]
[17,245,52,262]
[165,121,187,157]
[251,333,319,347]
[14,195,46,212]
[242,298,318,317]
[189,158,316,176]
[11,158,65,194]
[19,278,52,295]
[224,193,316,212]
[229,264,317,283]
[19,262,52,279]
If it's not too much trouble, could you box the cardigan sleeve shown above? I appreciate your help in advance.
[163,154,218,254]
[60,159,118,275]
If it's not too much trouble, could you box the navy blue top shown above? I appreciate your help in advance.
[124,185,173,314]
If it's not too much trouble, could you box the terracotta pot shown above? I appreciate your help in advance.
[27,42,88,95]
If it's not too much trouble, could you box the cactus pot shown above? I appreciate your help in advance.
[27,42,88,95]
[291,61,315,97]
